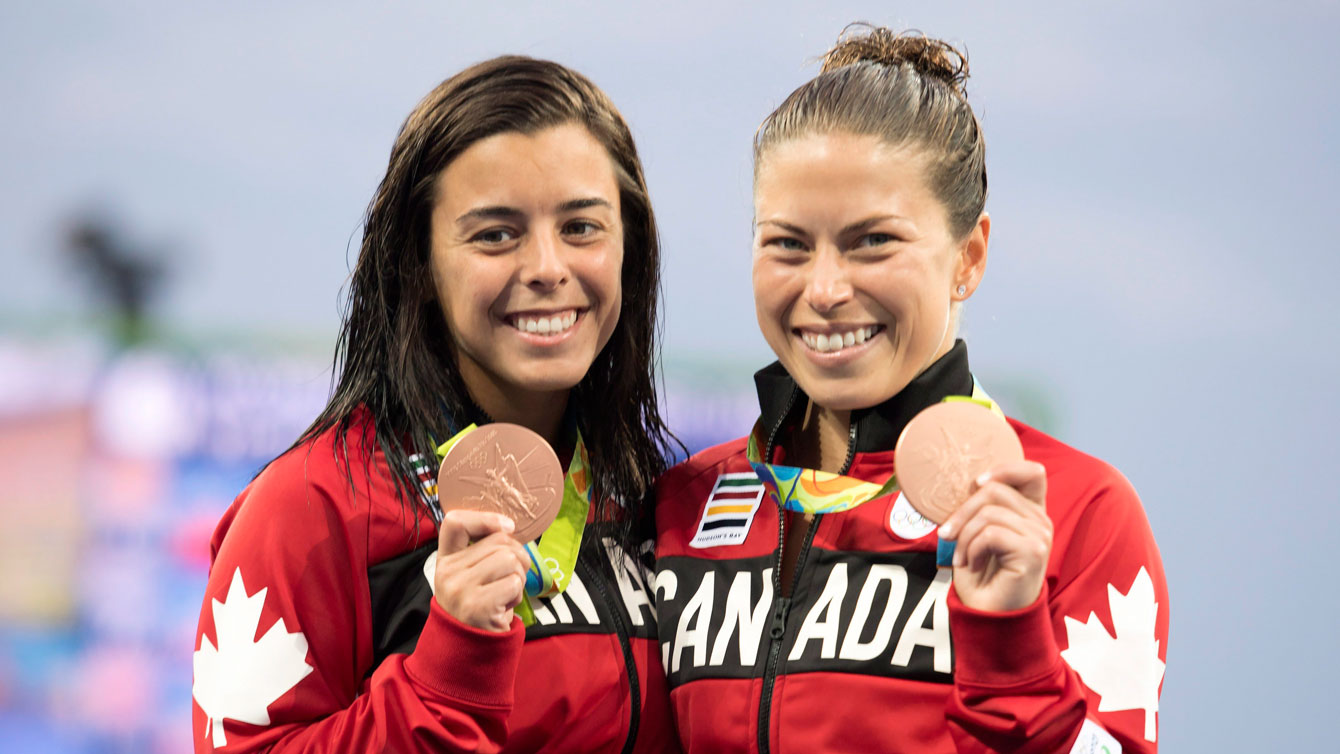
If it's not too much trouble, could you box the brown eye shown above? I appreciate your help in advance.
[563,220,599,238]
[471,227,518,245]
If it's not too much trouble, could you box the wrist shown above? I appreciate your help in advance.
[948,583,1059,686]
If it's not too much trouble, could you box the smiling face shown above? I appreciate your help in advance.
[752,131,988,411]
[430,122,624,413]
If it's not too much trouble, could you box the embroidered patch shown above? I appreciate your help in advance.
[887,491,937,541]
[193,568,314,747]
[688,472,765,548]
[408,452,439,500]
[1061,567,1164,743]
[1068,718,1122,753]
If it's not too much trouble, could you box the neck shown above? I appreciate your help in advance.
[790,400,852,473]
[469,384,569,447]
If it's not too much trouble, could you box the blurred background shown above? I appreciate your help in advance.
[1,1,1336,751]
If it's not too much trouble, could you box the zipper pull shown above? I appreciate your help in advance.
[769,597,792,639]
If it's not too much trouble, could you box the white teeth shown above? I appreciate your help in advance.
[512,310,579,336]
[802,326,878,354]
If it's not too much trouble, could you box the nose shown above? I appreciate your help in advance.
[520,229,569,291]
[804,246,853,313]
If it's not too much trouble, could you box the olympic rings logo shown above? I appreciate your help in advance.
[543,556,565,583]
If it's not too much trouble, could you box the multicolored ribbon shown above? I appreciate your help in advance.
[435,424,591,626]
[745,381,1005,518]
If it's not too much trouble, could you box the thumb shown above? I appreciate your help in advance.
[975,460,1048,508]
[437,510,516,555]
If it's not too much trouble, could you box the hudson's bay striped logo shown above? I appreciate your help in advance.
[409,453,440,513]
[689,473,765,548]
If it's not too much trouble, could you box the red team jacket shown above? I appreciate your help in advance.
[654,343,1169,753]
[191,412,677,753]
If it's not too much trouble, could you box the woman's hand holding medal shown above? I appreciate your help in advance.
[432,423,565,631]
[895,400,1054,613]
[937,461,1052,612]
[433,510,531,632]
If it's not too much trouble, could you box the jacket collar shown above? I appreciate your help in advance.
[752,340,974,457]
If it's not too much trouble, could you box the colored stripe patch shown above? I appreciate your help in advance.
[705,503,755,515]
[701,518,751,531]
[689,473,765,549]
[715,476,761,487]
[710,489,762,500]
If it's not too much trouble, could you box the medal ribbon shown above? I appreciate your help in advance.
[745,381,1004,516]
[435,424,592,626]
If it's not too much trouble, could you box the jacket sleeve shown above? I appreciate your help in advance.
[945,468,1169,753]
[190,453,525,753]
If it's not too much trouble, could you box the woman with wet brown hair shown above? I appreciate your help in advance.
[654,25,1168,753]
[192,56,680,753]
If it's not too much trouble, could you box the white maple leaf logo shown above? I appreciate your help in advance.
[193,568,314,748]
[1060,566,1166,743]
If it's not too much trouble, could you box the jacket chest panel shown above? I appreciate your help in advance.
[366,539,657,673]
[655,548,954,687]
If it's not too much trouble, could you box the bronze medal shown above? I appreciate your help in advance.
[894,401,1024,524]
[436,423,564,543]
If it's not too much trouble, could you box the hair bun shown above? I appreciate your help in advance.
[821,24,969,95]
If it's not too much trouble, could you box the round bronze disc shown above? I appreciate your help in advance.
[894,401,1024,525]
[436,423,564,543]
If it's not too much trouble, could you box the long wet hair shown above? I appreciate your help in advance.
[291,55,679,548]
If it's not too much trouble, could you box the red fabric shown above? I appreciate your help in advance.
[655,418,1169,753]
[191,415,678,753]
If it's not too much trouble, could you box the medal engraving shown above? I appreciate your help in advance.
[894,401,1024,524]
[437,423,564,543]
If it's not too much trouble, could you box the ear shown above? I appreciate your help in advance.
[952,212,989,301]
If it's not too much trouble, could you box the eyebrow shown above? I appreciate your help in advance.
[839,215,908,235]
[757,219,810,237]
[757,215,910,237]
[557,197,614,213]
[456,206,524,225]
[455,197,613,226]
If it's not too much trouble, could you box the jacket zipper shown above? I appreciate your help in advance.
[755,397,857,754]
[754,385,797,754]
[583,555,641,754]
[756,515,819,754]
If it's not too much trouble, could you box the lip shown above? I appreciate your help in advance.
[504,307,585,344]
[793,322,880,335]
[792,324,884,366]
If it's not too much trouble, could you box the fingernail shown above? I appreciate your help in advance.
[976,472,991,487]
[498,515,515,532]
[938,522,955,539]
[953,546,965,568]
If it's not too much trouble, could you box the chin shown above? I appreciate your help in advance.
[510,365,588,394]
[798,380,893,413]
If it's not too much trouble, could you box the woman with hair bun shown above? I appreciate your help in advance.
[654,25,1168,753]
[192,56,680,753]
